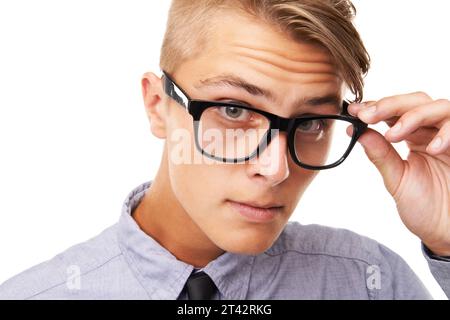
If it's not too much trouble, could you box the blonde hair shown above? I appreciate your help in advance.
[160,0,370,102]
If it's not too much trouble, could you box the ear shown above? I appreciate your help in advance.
[141,72,167,139]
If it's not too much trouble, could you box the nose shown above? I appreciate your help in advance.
[245,131,290,187]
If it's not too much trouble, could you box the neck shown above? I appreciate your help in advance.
[132,149,225,268]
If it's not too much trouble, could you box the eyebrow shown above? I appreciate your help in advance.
[195,74,342,112]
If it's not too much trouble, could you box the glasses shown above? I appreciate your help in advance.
[162,71,368,170]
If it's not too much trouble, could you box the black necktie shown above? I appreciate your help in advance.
[184,271,217,300]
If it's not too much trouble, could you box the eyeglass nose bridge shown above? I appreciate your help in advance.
[259,117,297,159]
[269,116,297,135]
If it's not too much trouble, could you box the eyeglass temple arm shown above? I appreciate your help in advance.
[162,71,190,110]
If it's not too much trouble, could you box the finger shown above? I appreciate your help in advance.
[349,111,436,143]
[385,99,450,143]
[404,127,438,146]
[347,101,375,116]
[426,121,450,155]
[353,127,406,197]
[354,92,434,124]
[383,116,400,128]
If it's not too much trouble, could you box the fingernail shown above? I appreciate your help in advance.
[431,137,442,150]
[361,105,377,115]
[390,122,402,134]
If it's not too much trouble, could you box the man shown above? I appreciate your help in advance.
[0,0,449,299]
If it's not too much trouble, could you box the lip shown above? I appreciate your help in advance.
[227,200,283,223]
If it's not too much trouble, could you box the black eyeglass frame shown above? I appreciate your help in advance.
[162,71,368,170]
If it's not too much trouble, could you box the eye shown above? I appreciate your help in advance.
[219,106,251,121]
[297,119,325,133]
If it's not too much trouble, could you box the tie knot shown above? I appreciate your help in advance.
[184,271,217,300]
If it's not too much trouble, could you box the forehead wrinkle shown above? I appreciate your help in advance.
[233,55,340,87]
[230,52,339,82]
[228,43,337,74]
[230,40,333,63]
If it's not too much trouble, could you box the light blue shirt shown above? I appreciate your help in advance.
[0,181,449,299]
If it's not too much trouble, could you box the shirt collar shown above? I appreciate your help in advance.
[117,181,255,299]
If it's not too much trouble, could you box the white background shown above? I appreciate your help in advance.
[0,0,448,299]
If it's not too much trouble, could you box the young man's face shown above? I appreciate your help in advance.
[152,12,344,255]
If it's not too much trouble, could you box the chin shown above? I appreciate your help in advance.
[215,233,279,255]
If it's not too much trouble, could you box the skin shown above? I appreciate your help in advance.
[135,11,450,268]
[347,96,450,256]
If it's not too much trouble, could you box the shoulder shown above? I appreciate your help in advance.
[265,222,430,299]
[268,222,386,264]
[267,221,422,282]
[0,224,122,299]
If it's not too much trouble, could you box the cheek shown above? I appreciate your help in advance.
[165,110,234,218]
[285,157,319,201]
[166,102,192,133]
[165,103,235,198]
[168,161,234,229]
[295,167,318,189]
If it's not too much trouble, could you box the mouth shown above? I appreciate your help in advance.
[226,199,284,223]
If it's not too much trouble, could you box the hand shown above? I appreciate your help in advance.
[347,92,450,256]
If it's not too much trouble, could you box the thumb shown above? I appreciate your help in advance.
[348,127,405,197]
